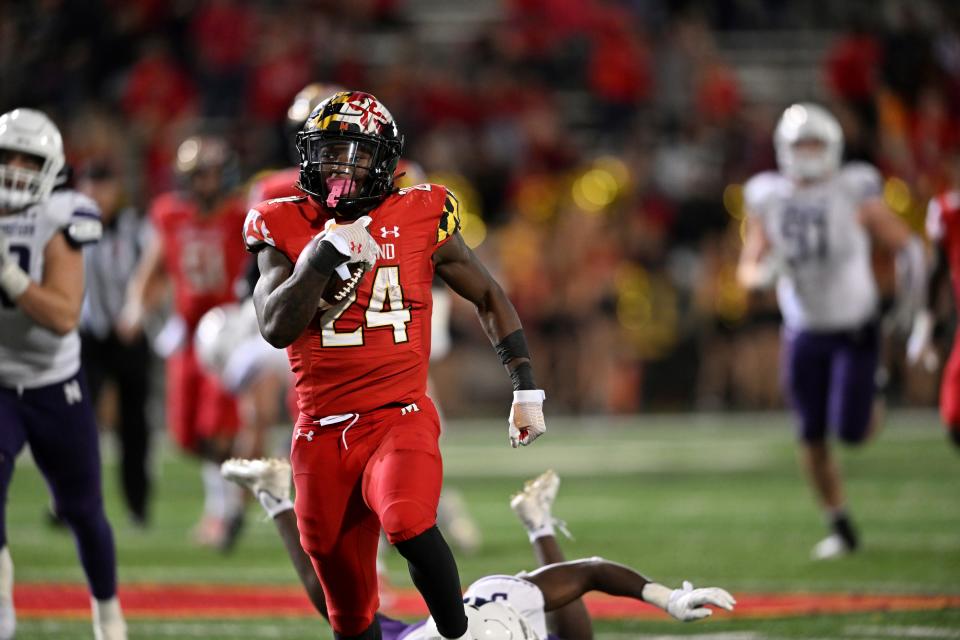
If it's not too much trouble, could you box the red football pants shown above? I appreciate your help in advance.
[167,344,240,453]
[291,397,442,636]
[940,331,960,433]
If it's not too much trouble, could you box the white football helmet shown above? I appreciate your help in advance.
[411,603,541,640]
[194,300,260,377]
[773,103,843,182]
[0,108,65,210]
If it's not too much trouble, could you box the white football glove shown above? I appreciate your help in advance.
[0,228,30,300]
[666,581,737,622]
[906,309,939,372]
[508,389,546,448]
[319,215,379,271]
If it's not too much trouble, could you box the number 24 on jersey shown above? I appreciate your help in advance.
[320,266,411,347]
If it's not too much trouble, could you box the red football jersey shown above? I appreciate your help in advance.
[150,191,250,328]
[247,167,302,208]
[244,184,461,419]
[927,190,960,313]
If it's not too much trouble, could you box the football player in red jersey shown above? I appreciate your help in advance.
[121,135,250,549]
[244,91,547,640]
[908,161,960,449]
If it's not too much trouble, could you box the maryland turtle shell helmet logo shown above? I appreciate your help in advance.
[296,91,404,217]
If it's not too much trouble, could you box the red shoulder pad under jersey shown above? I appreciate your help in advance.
[244,195,326,262]
[247,167,302,209]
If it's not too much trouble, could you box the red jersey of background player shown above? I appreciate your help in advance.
[150,191,250,328]
[927,190,960,310]
[243,183,460,421]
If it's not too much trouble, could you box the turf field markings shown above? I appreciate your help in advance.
[846,626,960,638]
[598,634,769,640]
[22,619,308,638]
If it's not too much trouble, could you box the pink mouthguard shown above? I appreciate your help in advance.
[326,178,352,208]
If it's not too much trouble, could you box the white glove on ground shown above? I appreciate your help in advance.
[666,581,737,621]
[642,580,736,622]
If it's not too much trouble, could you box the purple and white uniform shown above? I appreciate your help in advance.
[745,164,882,443]
[395,574,559,640]
[0,190,118,599]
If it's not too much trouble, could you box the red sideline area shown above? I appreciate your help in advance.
[14,584,960,620]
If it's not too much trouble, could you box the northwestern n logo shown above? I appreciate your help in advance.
[63,381,82,405]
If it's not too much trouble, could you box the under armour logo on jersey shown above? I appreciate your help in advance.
[295,428,315,442]
[380,226,400,238]
[400,403,420,416]
[350,241,364,253]
[63,381,82,405]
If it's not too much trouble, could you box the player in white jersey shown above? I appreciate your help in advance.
[738,103,925,559]
[0,108,126,639]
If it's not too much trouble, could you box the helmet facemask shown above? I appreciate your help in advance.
[298,131,400,217]
[175,135,239,211]
[0,151,52,210]
[787,138,833,181]
[296,91,403,218]
[774,103,843,183]
[0,108,65,211]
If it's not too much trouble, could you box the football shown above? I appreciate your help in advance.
[320,262,367,309]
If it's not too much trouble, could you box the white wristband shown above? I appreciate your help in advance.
[641,582,672,610]
[0,261,30,300]
[513,389,545,403]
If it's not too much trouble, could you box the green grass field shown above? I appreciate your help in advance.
[6,410,960,639]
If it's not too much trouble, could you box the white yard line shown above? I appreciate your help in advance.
[846,626,960,639]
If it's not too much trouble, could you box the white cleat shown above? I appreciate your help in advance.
[0,547,14,640]
[221,458,292,507]
[811,533,854,560]
[92,596,127,640]
[510,469,570,538]
[93,620,127,640]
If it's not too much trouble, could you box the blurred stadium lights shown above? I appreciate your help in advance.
[517,176,560,222]
[615,263,678,359]
[883,176,912,216]
[571,156,629,213]
[723,183,745,220]
[716,265,749,326]
[460,212,487,249]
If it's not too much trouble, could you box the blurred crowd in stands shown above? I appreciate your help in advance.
[2,0,958,416]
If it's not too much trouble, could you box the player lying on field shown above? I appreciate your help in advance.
[223,461,735,640]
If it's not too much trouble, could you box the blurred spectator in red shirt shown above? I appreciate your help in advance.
[246,15,310,123]
[122,39,197,130]
[588,10,652,133]
[190,0,257,117]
